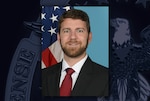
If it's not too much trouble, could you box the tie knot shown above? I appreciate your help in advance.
[66,68,74,75]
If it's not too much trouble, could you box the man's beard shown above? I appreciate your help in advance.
[60,40,88,58]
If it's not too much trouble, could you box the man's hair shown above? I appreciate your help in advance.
[58,9,91,33]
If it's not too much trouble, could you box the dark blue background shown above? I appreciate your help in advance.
[0,0,40,101]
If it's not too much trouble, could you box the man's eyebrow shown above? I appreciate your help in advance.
[76,28,84,29]
[76,28,85,30]
[61,28,70,30]
[61,28,85,30]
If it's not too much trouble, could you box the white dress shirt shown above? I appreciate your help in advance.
[59,55,88,89]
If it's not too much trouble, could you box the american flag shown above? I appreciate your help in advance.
[41,6,73,69]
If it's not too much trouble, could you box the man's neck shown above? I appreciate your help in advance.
[64,53,87,67]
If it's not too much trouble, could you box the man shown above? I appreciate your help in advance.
[42,9,109,97]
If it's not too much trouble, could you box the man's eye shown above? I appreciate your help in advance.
[77,29,84,33]
[63,29,70,33]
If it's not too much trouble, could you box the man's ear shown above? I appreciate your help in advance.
[57,33,60,42]
[88,32,92,44]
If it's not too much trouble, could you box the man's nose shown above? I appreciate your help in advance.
[70,31,77,39]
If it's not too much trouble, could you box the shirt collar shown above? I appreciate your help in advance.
[62,55,88,73]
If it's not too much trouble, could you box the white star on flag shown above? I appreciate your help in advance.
[63,6,71,11]
[41,26,45,32]
[48,27,56,36]
[41,13,46,20]
[50,14,58,23]
[54,6,60,11]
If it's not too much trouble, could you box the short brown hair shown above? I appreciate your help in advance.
[58,9,91,33]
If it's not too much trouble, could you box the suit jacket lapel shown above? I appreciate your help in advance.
[71,57,94,96]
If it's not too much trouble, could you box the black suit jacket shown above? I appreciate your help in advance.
[42,57,109,97]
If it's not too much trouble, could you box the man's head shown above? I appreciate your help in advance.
[58,9,91,34]
[57,9,92,58]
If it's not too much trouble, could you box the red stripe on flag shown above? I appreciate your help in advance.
[42,48,57,67]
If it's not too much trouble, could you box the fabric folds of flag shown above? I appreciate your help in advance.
[41,6,73,69]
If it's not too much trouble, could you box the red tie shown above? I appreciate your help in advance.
[60,68,74,96]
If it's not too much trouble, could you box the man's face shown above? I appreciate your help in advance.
[58,18,92,58]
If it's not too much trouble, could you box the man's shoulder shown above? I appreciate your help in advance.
[87,57,108,74]
[93,61,108,72]
[42,62,61,74]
